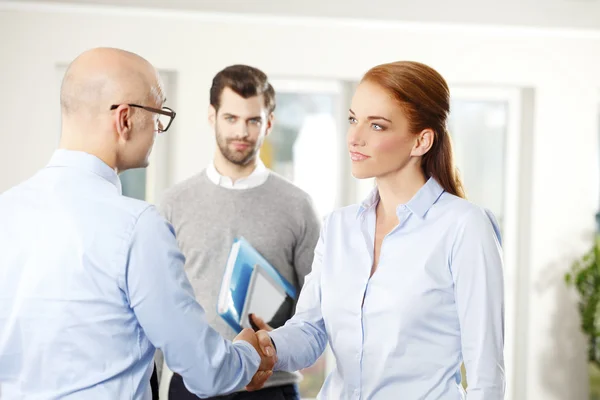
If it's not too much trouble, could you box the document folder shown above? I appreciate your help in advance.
[217,237,297,333]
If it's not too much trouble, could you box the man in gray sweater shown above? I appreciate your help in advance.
[158,65,321,400]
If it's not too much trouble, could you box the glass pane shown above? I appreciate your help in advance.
[448,98,508,389]
[594,97,600,400]
[448,99,508,233]
[158,113,171,132]
[263,91,341,219]
[263,88,343,397]
[120,168,147,201]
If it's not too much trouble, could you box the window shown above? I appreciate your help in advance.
[264,79,349,219]
[449,87,525,399]
[448,95,508,231]
[591,94,600,400]
[265,78,350,398]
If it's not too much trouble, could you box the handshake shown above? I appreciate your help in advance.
[233,314,277,391]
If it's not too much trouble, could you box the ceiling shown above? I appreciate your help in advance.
[7,0,600,30]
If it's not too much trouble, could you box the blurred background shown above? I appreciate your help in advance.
[1,0,600,399]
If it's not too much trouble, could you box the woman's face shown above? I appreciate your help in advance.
[347,80,425,180]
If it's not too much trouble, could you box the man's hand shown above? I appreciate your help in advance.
[245,329,278,391]
[255,330,276,359]
[234,328,277,391]
[249,313,273,332]
[234,328,276,371]
[233,328,277,391]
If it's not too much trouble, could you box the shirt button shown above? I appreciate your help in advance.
[354,389,360,397]
[355,354,360,360]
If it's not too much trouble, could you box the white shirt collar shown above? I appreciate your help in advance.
[206,159,270,190]
[356,177,445,219]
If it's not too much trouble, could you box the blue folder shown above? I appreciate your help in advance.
[217,237,297,333]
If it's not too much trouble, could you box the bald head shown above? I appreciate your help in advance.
[60,47,163,118]
[58,48,167,173]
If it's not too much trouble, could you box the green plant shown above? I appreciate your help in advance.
[565,235,600,367]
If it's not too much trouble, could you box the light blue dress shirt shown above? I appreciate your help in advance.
[269,178,505,399]
[0,150,260,399]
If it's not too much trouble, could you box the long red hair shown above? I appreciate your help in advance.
[362,61,465,198]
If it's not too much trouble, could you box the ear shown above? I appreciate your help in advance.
[410,128,434,157]
[264,113,275,137]
[208,105,216,129]
[115,104,133,142]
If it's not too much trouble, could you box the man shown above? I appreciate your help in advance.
[0,48,274,400]
[159,65,321,400]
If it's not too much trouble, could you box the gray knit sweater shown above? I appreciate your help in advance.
[159,169,321,390]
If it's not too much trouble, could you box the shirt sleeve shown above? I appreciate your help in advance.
[451,207,506,400]
[268,217,329,372]
[152,194,173,382]
[124,206,260,398]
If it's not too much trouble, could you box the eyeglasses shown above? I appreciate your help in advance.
[110,104,176,133]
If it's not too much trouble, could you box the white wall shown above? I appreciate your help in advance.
[1,3,599,400]
[21,0,600,30]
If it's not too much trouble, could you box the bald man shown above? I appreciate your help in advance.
[0,48,275,400]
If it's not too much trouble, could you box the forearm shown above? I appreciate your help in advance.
[453,207,506,399]
[269,318,328,372]
[173,340,259,397]
[141,296,261,397]
[127,207,261,398]
[272,211,327,372]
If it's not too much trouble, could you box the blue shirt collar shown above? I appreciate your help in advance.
[357,177,444,219]
[46,149,122,194]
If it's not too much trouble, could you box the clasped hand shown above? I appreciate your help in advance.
[233,327,278,391]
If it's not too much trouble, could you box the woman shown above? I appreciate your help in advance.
[259,61,505,399]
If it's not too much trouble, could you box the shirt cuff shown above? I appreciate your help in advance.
[232,340,261,375]
[267,329,289,371]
